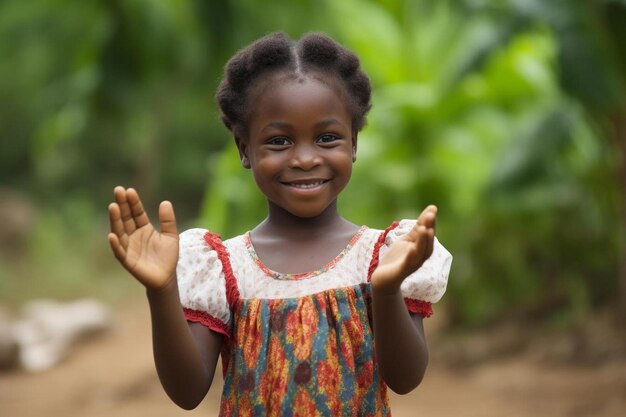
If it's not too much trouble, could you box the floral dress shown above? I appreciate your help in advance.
[177,220,452,417]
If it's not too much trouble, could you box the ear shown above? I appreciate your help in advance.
[234,136,251,169]
[351,132,358,162]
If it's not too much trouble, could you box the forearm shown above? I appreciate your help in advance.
[371,287,429,394]
[146,279,219,409]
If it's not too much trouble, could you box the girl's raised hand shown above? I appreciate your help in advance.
[107,186,179,291]
[371,205,437,295]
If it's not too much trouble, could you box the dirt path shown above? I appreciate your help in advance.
[1,300,625,417]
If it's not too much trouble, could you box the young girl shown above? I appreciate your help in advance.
[107,32,452,416]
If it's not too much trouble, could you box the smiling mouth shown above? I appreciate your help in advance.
[281,179,329,189]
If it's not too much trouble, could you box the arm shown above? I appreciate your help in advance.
[370,206,437,394]
[108,186,222,409]
[146,279,222,409]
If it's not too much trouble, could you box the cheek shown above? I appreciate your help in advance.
[335,154,354,175]
[252,156,280,183]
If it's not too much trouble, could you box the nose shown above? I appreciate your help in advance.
[287,143,322,170]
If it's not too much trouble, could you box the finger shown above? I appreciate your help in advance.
[417,205,437,225]
[114,186,136,235]
[108,203,130,248]
[424,227,435,259]
[411,225,428,265]
[158,201,178,236]
[420,211,437,229]
[423,207,437,257]
[108,203,125,237]
[126,188,150,228]
[405,206,437,244]
[402,221,421,242]
[108,233,127,263]
[417,225,429,254]
[426,207,437,229]
[416,208,427,225]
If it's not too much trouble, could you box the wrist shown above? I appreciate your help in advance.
[371,275,402,297]
[146,275,179,299]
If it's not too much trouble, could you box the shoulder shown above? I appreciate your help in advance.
[178,228,250,283]
[382,219,452,260]
[360,220,410,254]
[177,228,220,284]
[179,228,247,252]
[177,227,240,296]
[382,219,416,245]
[179,228,209,245]
[176,228,234,332]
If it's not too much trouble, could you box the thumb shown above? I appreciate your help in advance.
[158,201,178,236]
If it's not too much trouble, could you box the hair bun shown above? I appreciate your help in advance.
[300,33,339,66]
[250,33,291,69]
[216,32,372,134]
[339,54,359,77]
[226,52,251,91]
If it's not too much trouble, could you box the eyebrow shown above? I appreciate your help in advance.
[260,118,345,132]
[315,118,344,128]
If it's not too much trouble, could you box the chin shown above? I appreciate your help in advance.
[284,203,331,219]
[287,208,325,219]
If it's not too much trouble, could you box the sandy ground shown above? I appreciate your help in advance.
[1,301,625,417]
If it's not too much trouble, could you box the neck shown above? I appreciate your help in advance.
[257,200,349,238]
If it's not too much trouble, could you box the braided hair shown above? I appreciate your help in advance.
[216,32,372,138]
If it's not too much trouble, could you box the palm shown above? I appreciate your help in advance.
[122,223,179,287]
[108,187,179,290]
[376,240,421,282]
[372,206,437,294]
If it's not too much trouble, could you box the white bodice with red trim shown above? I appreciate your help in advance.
[176,220,452,332]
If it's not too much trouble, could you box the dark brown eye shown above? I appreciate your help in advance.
[317,134,338,143]
[267,137,290,146]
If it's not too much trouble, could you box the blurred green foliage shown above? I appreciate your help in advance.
[1,0,624,326]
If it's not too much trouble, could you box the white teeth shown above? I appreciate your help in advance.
[289,181,325,189]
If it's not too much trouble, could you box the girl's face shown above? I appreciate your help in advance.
[238,76,356,219]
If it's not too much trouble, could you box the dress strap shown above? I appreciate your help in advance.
[367,221,399,282]
[203,232,240,309]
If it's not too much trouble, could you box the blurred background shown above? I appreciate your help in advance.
[1,0,625,416]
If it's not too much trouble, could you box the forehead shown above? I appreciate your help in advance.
[246,76,351,134]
